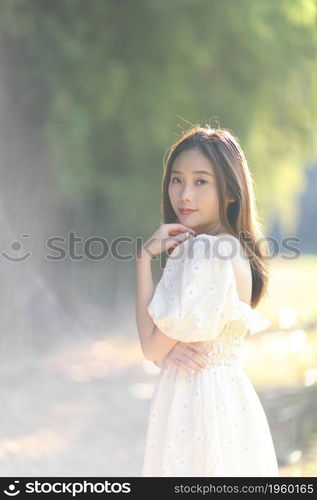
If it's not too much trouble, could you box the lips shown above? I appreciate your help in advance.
[179,208,197,215]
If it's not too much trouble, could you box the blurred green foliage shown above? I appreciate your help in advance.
[0,0,316,236]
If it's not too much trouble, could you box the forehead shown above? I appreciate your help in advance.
[171,148,215,174]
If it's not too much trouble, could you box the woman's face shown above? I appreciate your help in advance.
[168,147,230,235]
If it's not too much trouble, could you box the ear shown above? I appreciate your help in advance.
[227,195,236,204]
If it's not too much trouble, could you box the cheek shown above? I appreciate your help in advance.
[200,187,220,209]
[168,183,176,200]
[200,185,217,200]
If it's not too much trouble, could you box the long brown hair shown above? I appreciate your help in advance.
[161,125,270,309]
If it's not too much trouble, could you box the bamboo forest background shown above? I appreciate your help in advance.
[0,0,316,477]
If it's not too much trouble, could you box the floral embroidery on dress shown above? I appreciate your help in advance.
[142,235,278,478]
[147,234,271,343]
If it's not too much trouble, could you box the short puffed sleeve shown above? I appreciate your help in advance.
[147,234,264,342]
[241,301,271,337]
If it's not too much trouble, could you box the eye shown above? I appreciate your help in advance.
[170,177,208,185]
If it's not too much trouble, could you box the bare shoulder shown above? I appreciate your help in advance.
[222,235,252,304]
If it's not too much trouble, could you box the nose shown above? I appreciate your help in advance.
[179,185,194,202]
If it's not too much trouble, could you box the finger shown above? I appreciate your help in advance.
[188,342,210,357]
[168,357,188,371]
[177,353,207,372]
[165,352,192,373]
[172,357,195,373]
[167,232,192,246]
[168,224,196,236]
[182,350,209,370]
[182,344,210,366]
[171,344,208,370]
[169,353,208,373]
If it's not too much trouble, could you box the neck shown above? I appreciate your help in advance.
[194,221,228,236]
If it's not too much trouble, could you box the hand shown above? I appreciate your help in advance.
[158,341,211,373]
[142,223,196,258]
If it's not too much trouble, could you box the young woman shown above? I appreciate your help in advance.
[135,125,279,477]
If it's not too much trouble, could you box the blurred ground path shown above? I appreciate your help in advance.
[0,335,150,476]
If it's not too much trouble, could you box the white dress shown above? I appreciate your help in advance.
[141,233,279,477]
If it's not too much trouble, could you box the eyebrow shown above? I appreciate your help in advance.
[170,169,214,177]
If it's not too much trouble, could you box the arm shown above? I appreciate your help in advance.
[135,246,179,362]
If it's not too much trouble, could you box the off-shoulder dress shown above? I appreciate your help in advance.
[141,234,279,477]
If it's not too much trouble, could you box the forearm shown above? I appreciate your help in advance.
[135,247,178,361]
[135,246,156,356]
